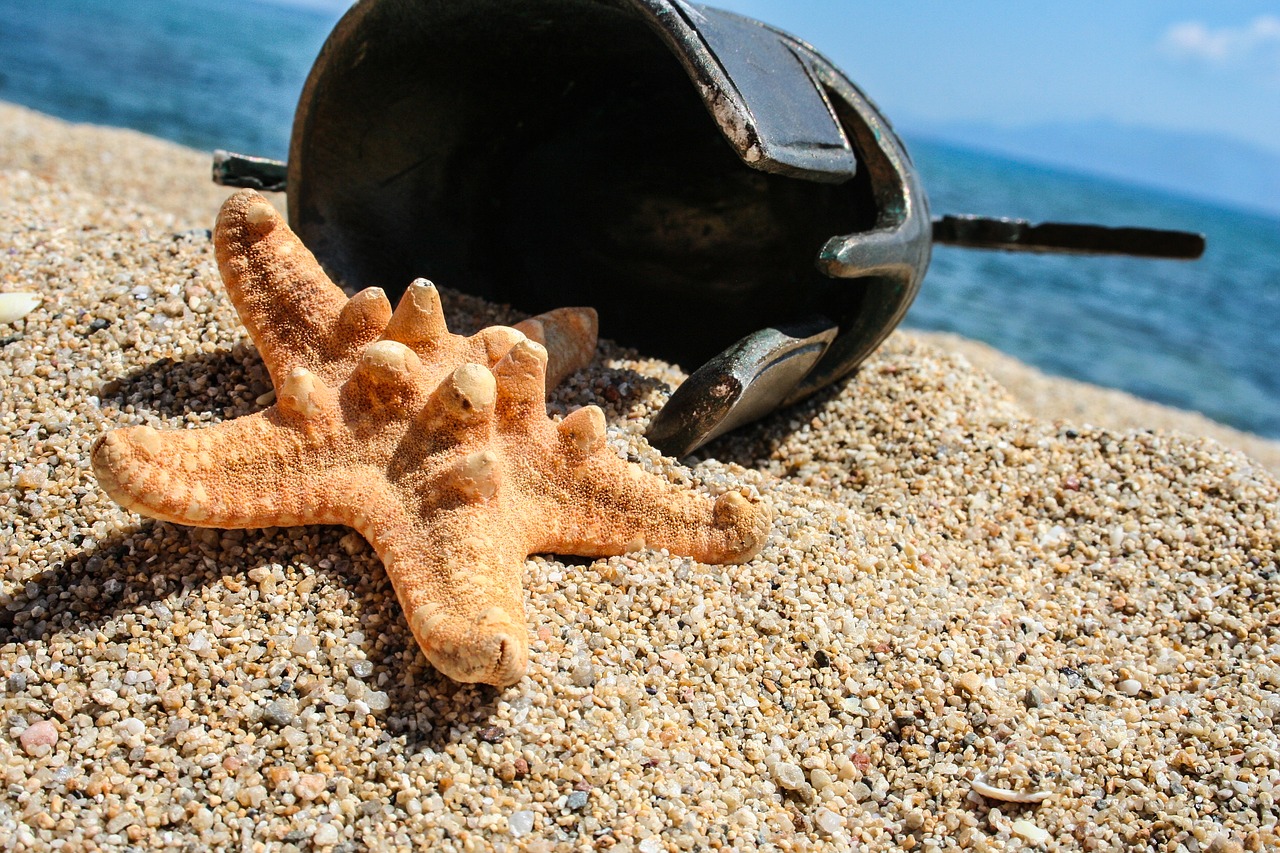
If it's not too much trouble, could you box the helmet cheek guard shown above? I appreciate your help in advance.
[286,0,930,455]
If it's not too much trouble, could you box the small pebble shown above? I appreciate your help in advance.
[15,467,46,491]
[1207,835,1246,853]
[294,773,327,801]
[567,790,589,811]
[163,718,189,741]
[508,810,535,837]
[19,720,58,755]
[312,823,340,846]
[1117,678,1142,696]
[190,809,214,832]
[1011,819,1050,846]
[570,659,597,688]
[260,700,297,728]
[772,761,812,801]
[814,807,844,835]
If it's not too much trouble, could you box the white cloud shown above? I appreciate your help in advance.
[1161,15,1280,64]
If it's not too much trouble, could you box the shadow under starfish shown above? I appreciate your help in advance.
[1,519,507,754]
[90,190,772,688]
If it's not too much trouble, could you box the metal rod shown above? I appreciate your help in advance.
[211,150,288,192]
[933,215,1205,260]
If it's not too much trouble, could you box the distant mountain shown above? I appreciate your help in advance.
[902,119,1280,218]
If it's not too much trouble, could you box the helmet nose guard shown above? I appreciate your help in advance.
[286,0,931,455]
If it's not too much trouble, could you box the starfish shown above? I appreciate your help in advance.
[92,190,771,687]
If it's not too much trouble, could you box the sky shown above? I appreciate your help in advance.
[271,0,1280,156]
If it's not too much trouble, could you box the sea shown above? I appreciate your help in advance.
[3,0,1278,438]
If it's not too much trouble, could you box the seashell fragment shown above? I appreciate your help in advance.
[0,292,42,324]
[971,774,1053,804]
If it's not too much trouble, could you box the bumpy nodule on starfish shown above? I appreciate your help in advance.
[92,190,772,687]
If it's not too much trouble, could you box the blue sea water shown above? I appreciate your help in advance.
[910,141,1280,438]
[2,0,1278,438]
[0,0,326,160]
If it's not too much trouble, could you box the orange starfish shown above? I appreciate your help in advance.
[92,190,771,686]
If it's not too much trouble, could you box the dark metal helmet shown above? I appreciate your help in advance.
[285,0,931,454]
[215,0,1201,454]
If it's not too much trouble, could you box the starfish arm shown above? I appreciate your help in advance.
[363,496,531,688]
[214,190,391,386]
[527,407,772,564]
[513,306,598,389]
[91,403,344,529]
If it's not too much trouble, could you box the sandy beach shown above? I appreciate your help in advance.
[2,102,1278,851]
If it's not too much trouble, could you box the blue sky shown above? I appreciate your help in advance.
[273,0,1280,155]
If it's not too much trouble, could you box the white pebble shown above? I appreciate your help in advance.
[1011,819,1050,846]
[313,823,340,846]
[1117,679,1142,696]
[814,807,844,835]
[295,773,327,801]
[508,810,535,837]
[772,761,807,791]
[571,659,597,687]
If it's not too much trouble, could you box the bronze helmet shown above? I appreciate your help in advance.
[215,0,1201,454]
[285,0,930,454]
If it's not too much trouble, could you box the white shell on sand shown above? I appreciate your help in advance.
[0,291,41,323]
[972,775,1054,804]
